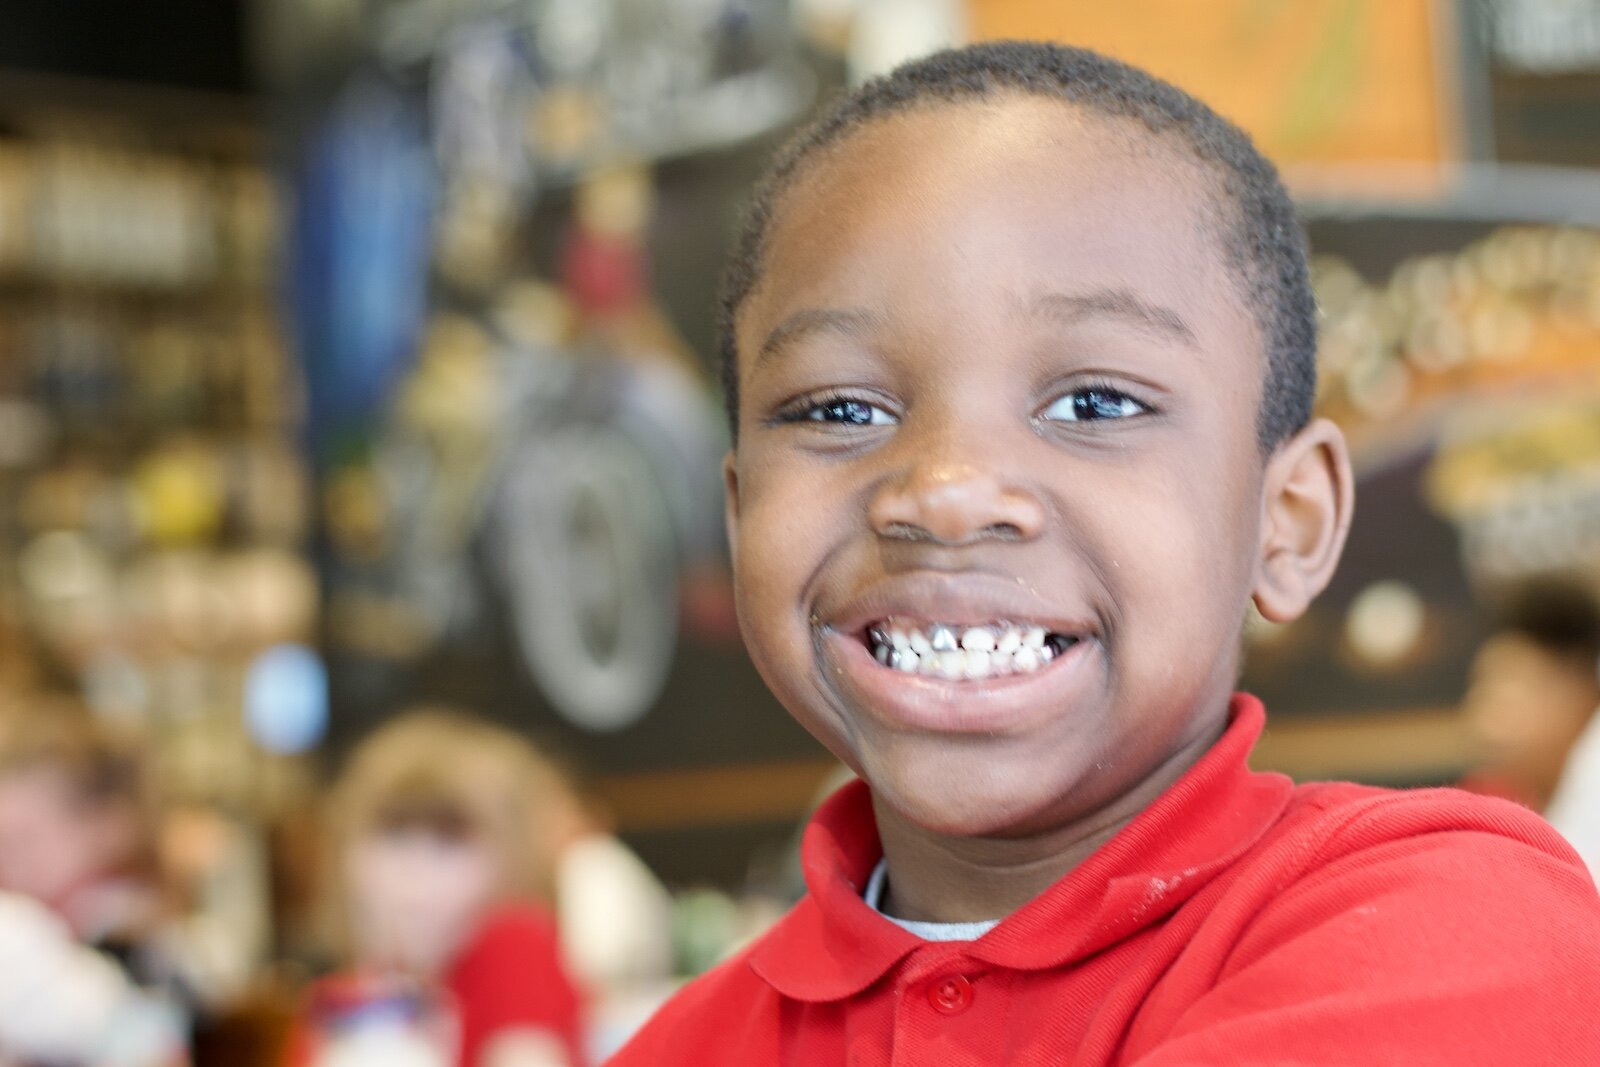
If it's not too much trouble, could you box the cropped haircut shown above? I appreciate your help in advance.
[717,40,1317,452]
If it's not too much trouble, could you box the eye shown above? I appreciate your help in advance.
[780,394,897,427]
[1040,386,1149,423]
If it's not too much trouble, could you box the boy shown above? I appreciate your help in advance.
[609,42,1600,1064]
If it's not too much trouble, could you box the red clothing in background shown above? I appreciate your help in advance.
[608,694,1600,1065]
[448,905,586,1067]
[286,903,586,1067]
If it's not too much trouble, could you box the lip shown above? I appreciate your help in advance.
[824,571,1100,638]
[823,627,1098,734]
[817,572,1103,734]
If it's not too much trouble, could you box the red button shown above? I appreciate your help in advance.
[928,974,973,1014]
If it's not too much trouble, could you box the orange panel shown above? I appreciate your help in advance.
[969,0,1458,184]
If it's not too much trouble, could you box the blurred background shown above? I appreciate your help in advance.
[0,0,1598,1064]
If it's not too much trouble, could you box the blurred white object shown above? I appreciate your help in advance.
[825,0,965,83]
[480,1026,571,1067]
[557,834,674,991]
[314,1022,448,1067]
[0,892,184,1067]
[1545,700,1600,882]
[556,833,676,1063]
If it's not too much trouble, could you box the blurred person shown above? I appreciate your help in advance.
[1545,663,1600,882]
[0,692,162,969]
[1460,582,1600,812]
[284,710,585,1067]
[0,693,187,1066]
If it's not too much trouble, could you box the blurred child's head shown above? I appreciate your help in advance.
[1465,582,1600,806]
[716,42,1351,838]
[327,709,568,975]
[0,693,150,909]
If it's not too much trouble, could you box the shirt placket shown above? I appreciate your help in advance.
[889,947,1001,1066]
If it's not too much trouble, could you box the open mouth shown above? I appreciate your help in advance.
[862,617,1080,681]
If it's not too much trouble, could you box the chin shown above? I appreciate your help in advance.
[871,760,1076,839]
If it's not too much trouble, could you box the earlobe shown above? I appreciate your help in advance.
[722,451,740,567]
[1252,418,1355,623]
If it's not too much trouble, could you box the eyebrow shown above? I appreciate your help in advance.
[757,307,882,367]
[1029,288,1197,347]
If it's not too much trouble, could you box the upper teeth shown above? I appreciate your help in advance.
[867,619,1072,679]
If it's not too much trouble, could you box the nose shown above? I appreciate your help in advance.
[868,443,1046,547]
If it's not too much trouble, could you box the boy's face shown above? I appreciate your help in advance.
[727,98,1293,838]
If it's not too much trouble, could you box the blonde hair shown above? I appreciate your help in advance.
[320,708,572,958]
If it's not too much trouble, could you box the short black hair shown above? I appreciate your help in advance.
[717,40,1316,451]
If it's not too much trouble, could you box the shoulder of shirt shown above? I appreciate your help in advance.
[1262,778,1589,884]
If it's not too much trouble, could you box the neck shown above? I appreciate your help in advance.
[871,715,1228,924]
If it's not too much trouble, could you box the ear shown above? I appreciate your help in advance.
[722,450,740,569]
[1252,418,1354,623]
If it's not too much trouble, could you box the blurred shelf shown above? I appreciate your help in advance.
[1298,162,1600,227]
[1253,705,1472,786]
[0,68,262,154]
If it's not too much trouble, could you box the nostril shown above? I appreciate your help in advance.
[881,521,936,543]
[983,522,1025,542]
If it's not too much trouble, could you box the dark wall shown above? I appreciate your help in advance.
[0,0,253,93]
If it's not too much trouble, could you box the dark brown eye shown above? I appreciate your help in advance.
[781,395,896,426]
[1043,388,1147,423]
[815,399,878,424]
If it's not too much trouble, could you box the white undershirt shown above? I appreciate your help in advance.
[862,859,1000,941]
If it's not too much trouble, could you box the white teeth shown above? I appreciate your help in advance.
[962,649,991,679]
[960,627,995,652]
[867,619,1071,680]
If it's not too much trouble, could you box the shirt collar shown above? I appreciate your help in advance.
[749,693,1293,1002]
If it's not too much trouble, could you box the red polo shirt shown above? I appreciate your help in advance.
[609,694,1600,1064]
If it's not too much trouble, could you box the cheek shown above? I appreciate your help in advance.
[730,456,833,630]
[1098,458,1259,660]
[350,841,498,916]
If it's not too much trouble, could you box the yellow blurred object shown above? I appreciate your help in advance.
[131,441,227,547]
[575,162,653,241]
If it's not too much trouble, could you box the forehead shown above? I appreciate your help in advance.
[743,96,1256,369]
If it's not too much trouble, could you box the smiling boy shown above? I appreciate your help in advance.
[607,42,1600,1064]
